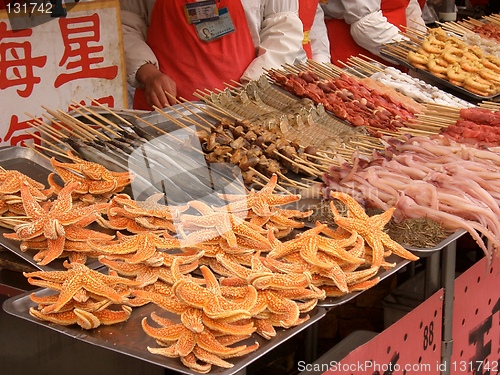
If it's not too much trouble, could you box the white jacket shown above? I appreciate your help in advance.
[120,0,305,87]
[321,0,426,57]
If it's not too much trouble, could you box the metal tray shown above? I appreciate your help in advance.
[3,289,326,375]
[0,146,102,272]
[317,254,410,308]
[402,229,467,257]
[380,49,499,102]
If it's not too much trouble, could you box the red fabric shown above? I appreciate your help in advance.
[417,0,427,9]
[134,0,255,110]
[327,0,409,66]
[380,0,410,30]
[299,0,320,59]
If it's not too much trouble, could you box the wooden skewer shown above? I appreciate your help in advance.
[23,143,52,161]
[71,101,124,137]
[165,92,217,130]
[86,97,137,129]
[25,113,72,144]
[26,129,69,155]
[247,167,290,194]
[40,114,89,142]
[41,107,96,141]
[67,104,116,140]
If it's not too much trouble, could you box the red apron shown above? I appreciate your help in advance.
[299,0,321,59]
[327,0,409,65]
[134,0,256,110]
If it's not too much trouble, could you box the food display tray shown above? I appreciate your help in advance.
[402,229,467,258]
[380,48,499,102]
[317,254,410,308]
[0,146,102,272]
[3,289,327,375]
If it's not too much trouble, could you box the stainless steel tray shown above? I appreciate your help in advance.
[3,289,326,375]
[403,229,467,257]
[317,254,410,308]
[0,146,102,272]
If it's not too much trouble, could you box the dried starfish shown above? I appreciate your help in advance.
[88,231,182,264]
[142,313,259,372]
[267,223,365,270]
[216,174,301,216]
[0,169,52,200]
[3,181,110,265]
[172,260,257,320]
[48,156,134,195]
[29,305,132,329]
[330,192,419,267]
[24,262,140,312]
[180,200,269,248]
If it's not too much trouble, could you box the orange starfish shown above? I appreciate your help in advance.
[88,231,182,264]
[172,260,257,320]
[330,192,419,267]
[3,181,109,265]
[24,262,140,312]
[179,200,268,248]
[216,174,301,217]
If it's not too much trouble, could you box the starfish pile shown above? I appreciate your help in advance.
[98,193,186,234]
[4,181,111,265]
[48,151,134,201]
[24,262,140,329]
[139,258,260,373]
[0,161,420,373]
[0,169,53,229]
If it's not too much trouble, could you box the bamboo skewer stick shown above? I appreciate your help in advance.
[24,113,75,147]
[67,104,117,140]
[41,114,91,142]
[41,107,96,141]
[25,143,57,161]
[25,130,69,156]
[86,97,137,129]
[71,101,125,136]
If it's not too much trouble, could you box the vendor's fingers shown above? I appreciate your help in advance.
[148,91,163,109]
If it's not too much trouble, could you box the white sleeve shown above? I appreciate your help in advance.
[309,4,331,63]
[119,0,158,87]
[349,10,402,57]
[406,0,427,34]
[241,0,304,80]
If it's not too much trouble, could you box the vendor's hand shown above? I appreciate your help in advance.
[136,63,177,108]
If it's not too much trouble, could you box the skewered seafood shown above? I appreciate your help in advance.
[406,27,500,97]
[268,70,419,135]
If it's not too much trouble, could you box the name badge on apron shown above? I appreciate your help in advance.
[195,7,235,42]
[184,0,219,24]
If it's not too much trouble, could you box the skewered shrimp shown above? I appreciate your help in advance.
[446,63,466,83]
[478,68,500,83]
[427,55,448,75]
[429,27,448,42]
[481,56,500,73]
[443,50,461,64]
[460,58,482,73]
[463,74,493,94]
[408,51,429,66]
[422,38,444,54]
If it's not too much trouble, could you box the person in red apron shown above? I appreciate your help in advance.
[299,0,320,59]
[299,0,331,63]
[321,0,426,66]
[120,0,304,111]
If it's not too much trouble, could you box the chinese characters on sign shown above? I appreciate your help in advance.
[0,0,126,147]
